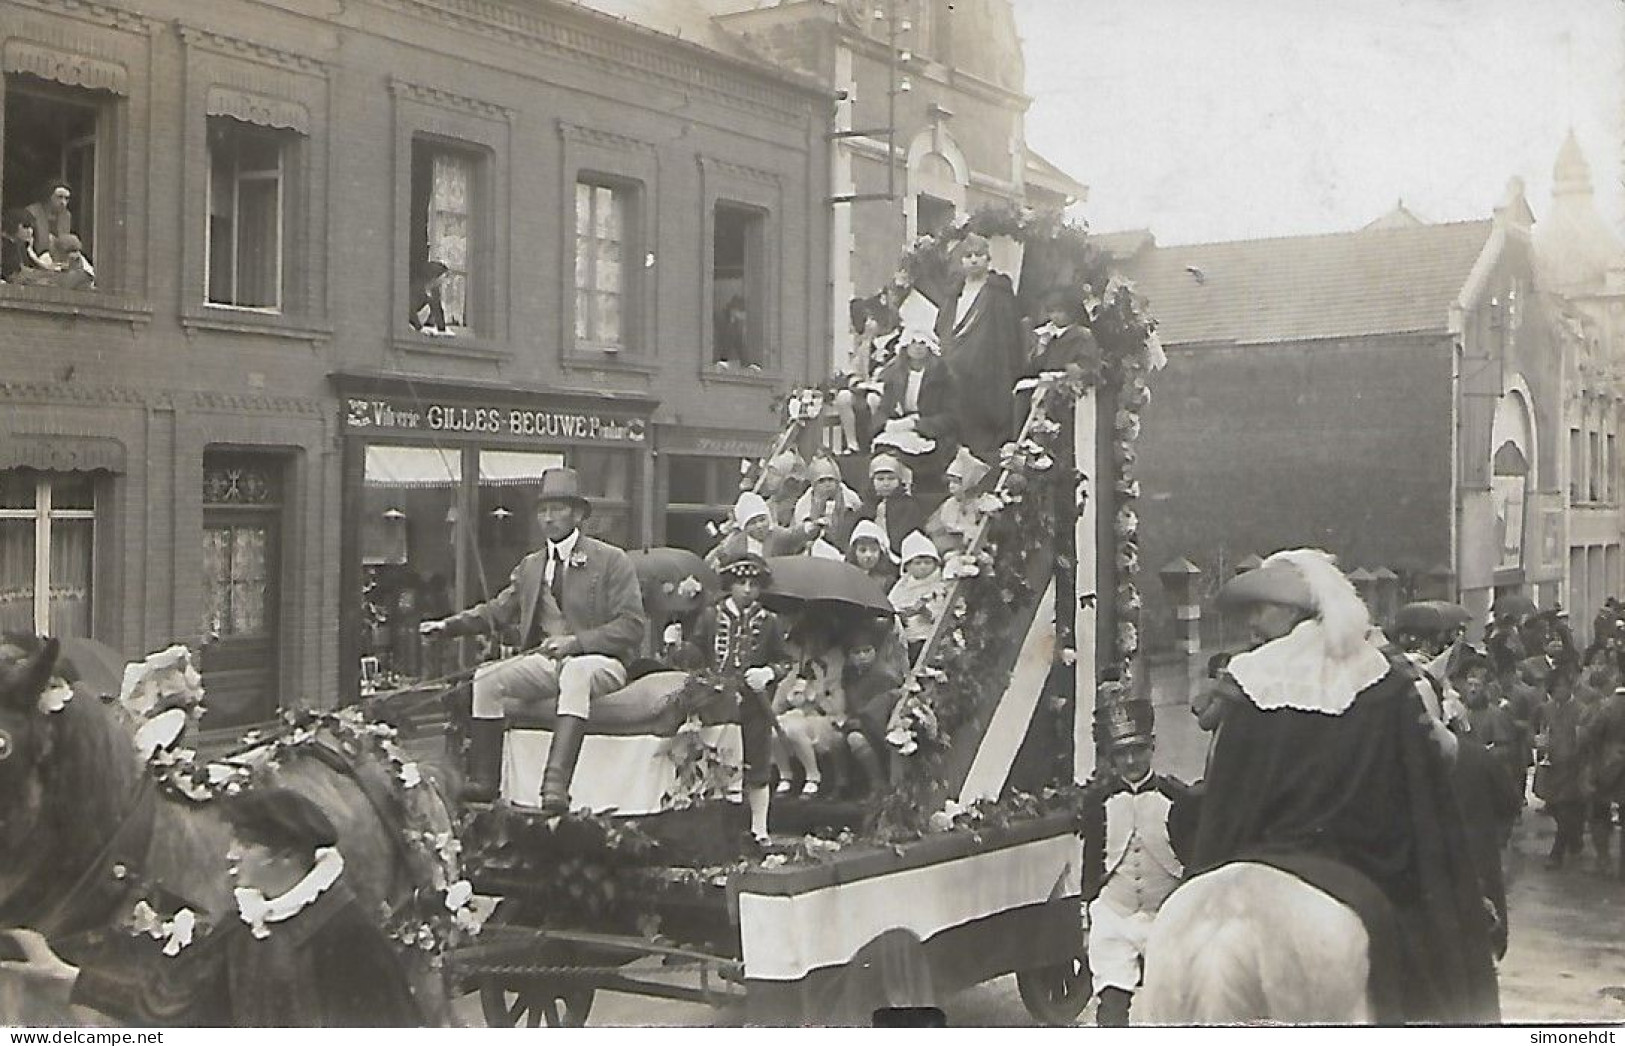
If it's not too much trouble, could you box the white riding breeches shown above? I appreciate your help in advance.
[471,652,627,720]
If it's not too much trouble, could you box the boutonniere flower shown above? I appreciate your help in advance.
[676,575,704,600]
[38,677,73,714]
[568,551,589,569]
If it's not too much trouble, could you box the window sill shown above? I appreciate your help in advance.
[0,284,151,326]
[182,309,333,344]
[563,347,658,377]
[393,332,510,361]
[700,364,781,389]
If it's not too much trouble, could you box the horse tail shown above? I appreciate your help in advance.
[1141,869,1268,1024]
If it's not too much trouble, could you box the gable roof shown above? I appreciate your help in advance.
[1116,220,1496,346]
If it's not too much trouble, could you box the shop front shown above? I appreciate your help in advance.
[656,424,781,555]
[332,372,656,699]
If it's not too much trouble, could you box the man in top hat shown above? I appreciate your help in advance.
[1077,690,1194,1026]
[3,788,421,1026]
[1191,549,1498,1023]
[421,467,646,810]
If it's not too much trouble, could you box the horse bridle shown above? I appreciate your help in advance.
[27,775,159,940]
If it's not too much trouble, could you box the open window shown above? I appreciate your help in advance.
[2,74,106,286]
[712,202,765,368]
[206,117,292,310]
[409,139,481,334]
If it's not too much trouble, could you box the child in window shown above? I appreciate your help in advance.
[410,260,451,334]
[890,531,947,664]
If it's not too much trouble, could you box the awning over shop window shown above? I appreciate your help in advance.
[478,450,565,487]
[364,446,461,488]
[3,42,128,94]
[206,86,310,135]
[0,434,126,473]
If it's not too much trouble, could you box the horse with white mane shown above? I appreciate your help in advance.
[1138,550,1499,1025]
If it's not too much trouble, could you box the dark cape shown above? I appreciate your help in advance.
[72,880,423,1027]
[934,272,1027,461]
[1190,661,1500,1024]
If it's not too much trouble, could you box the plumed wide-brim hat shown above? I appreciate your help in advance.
[534,467,592,519]
[1216,561,1315,612]
[222,787,339,853]
[718,551,773,583]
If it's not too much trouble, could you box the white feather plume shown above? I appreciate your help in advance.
[1260,549,1372,660]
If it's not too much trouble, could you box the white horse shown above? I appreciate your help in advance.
[1138,862,1372,1024]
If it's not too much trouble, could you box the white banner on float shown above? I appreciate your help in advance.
[1074,388,1099,785]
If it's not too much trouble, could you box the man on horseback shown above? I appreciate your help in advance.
[1188,549,1499,1023]
[1077,693,1195,1026]
[420,468,647,810]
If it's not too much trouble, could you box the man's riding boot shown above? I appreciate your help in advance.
[465,718,505,803]
[539,714,587,815]
[1096,987,1132,1027]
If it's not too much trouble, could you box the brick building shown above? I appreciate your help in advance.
[0,0,830,722]
[1106,183,1566,653]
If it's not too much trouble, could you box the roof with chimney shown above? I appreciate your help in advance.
[1113,218,1499,346]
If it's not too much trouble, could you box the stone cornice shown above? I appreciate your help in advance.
[177,22,329,77]
[699,154,781,186]
[558,119,655,155]
[12,0,159,35]
[0,381,327,417]
[368,0,820,121]
[390,75,514,122]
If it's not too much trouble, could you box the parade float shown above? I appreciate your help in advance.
[444,204,1165,1026]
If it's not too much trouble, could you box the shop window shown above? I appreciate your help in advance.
[2,75,105,287]
[712,202,765,368]
[206,117,290,310]
[0,470,96,637]
[665,455,742,555]
[410,140,480,333]
[575,180,630,351]
[476,450,564,604]
[361,446,461,691]
[572,448,633,549]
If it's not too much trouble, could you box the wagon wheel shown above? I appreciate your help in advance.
[480,981,596,1028]
[1015,952,1091,1026]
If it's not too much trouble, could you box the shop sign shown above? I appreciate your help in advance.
[343,396,647,444]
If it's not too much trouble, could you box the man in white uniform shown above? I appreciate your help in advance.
[1078,692,1194,1025]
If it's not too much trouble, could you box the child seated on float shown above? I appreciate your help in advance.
[890,531,947,665]
[831,295,900,456]
[847,519,899,589]
[769,609,853,797]
[924,447,992,555]
[839,624,906,795]
[688,552,786,848]
[1027,290,1100,381]
[862,453,925,562]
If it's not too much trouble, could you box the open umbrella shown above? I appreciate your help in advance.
[628,547,719,618]
[58,636,129,699]
[760,556,893,616]
[1394,601,1473,636]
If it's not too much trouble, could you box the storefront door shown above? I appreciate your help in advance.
[200,453,283,728]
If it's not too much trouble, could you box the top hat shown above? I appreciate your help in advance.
[718,551,773,582]
[1100,696,1154,750]
[534,467,593,519]
[221,787,339,854]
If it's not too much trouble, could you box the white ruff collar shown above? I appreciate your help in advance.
[1227,620,1390,715]
[235,847,344,939]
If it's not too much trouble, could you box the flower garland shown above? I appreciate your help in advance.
[139,702,478,958]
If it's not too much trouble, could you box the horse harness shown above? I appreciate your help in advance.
[26,775,161,940]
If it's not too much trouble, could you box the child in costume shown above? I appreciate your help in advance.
[890,531,947,664]
[924,446,992,555]
[846,519,899,590]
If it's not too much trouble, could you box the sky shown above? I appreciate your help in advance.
[1013,0,1625,245]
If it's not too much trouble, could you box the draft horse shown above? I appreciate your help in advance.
[0,637,457,1025]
